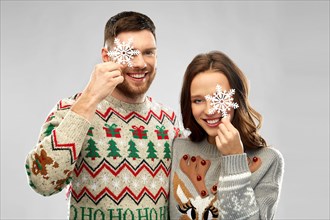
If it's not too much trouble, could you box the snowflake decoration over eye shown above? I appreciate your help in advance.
[204,84,239,118]
[107,38,140,67]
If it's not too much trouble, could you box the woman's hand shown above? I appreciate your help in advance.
[215,117,244,156]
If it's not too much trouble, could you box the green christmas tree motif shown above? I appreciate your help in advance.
[44,123,55,136]
[147,141,158,161]
[163,142,171,161]
[107,139,121,159]
[85,138,101,160]
[127,140,140,160]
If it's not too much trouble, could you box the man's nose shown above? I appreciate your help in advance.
[132,53,146,69]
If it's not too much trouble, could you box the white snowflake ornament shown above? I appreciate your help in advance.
[205,84,239,118]
[107,38,140,67]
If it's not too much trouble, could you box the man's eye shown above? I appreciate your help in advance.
[144,50,155,56]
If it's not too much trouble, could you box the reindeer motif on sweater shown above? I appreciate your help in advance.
[172,154,261,220]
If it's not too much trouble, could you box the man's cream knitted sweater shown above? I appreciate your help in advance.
[26,94,182,220]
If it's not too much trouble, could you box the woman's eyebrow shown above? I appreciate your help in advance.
[190,95,203,99]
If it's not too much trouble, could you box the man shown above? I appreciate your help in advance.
[25,11,181,219]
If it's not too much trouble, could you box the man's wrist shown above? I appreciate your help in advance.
[71,93,99,122]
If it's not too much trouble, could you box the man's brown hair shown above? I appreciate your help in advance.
[104,11,156,47]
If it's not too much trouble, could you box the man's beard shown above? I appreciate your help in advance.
[116,72,156,99]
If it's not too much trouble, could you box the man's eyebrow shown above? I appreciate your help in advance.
[142,47,157,51]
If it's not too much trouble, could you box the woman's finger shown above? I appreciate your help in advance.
[217,128,227,146]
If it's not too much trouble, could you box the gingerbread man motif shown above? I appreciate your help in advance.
[32,147,58,179]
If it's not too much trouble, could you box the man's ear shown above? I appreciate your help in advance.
[101,47,110,62]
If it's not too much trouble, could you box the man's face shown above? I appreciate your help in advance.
[108,30,157,100]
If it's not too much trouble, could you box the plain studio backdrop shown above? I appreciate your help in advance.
[1,1,329,219]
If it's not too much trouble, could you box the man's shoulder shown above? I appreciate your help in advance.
[147,96,176,114]
[55,93,81,110]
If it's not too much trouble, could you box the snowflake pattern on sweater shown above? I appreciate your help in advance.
[26,94,182,219]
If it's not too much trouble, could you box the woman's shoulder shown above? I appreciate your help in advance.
[248,146,282,158]
[173,137,190,143]
[172,137,194,148]
[262,147,283,159]
[248,147,284,186]
[172,137,201,151]
[172,137,210,147]
[264,147,284,163]
[247,146,284,168]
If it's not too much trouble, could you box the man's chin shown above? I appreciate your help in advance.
[116,83,149,98]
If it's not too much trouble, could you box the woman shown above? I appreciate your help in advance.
[169,51,284,220]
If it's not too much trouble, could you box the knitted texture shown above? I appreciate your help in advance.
[26,94,182,219]
[169,138,284,220]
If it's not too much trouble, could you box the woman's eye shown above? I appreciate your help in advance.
[192,99,203,104]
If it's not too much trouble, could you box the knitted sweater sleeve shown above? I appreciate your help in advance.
[217,151,284,220]
[25,100,90,196]
[252,149,284,220]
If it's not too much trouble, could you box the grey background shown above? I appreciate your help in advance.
[1,1,329,219]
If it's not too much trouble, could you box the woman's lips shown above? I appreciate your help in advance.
[204,118,222,127]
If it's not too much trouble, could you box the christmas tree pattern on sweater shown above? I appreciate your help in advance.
[26,94,182,219]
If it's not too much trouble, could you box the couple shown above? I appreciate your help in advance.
[25,11,284,220]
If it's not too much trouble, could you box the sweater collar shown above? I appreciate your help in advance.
[104,95,152,113]
[196,138,222,158]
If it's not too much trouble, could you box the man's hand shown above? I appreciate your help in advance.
[71,62,124,121]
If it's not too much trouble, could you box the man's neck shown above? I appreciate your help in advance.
[111,89,146,104]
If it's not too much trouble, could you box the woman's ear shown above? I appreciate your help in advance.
[101,47,110,62]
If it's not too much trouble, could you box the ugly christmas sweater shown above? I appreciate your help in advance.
[169,138,284,220]
[25,94,182,220]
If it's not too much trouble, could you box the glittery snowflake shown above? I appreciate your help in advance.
[107,38,140,67]
[205,84,239,118]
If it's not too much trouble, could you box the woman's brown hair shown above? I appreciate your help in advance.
[180,51,267,149]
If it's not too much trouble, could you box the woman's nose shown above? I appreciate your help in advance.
[204,100,213,115]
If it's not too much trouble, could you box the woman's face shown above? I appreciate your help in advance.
[190,70,235,140]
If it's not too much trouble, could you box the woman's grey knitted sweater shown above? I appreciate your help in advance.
[169,138,284,220]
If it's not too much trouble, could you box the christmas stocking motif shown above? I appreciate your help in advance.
[173,127,182,138]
